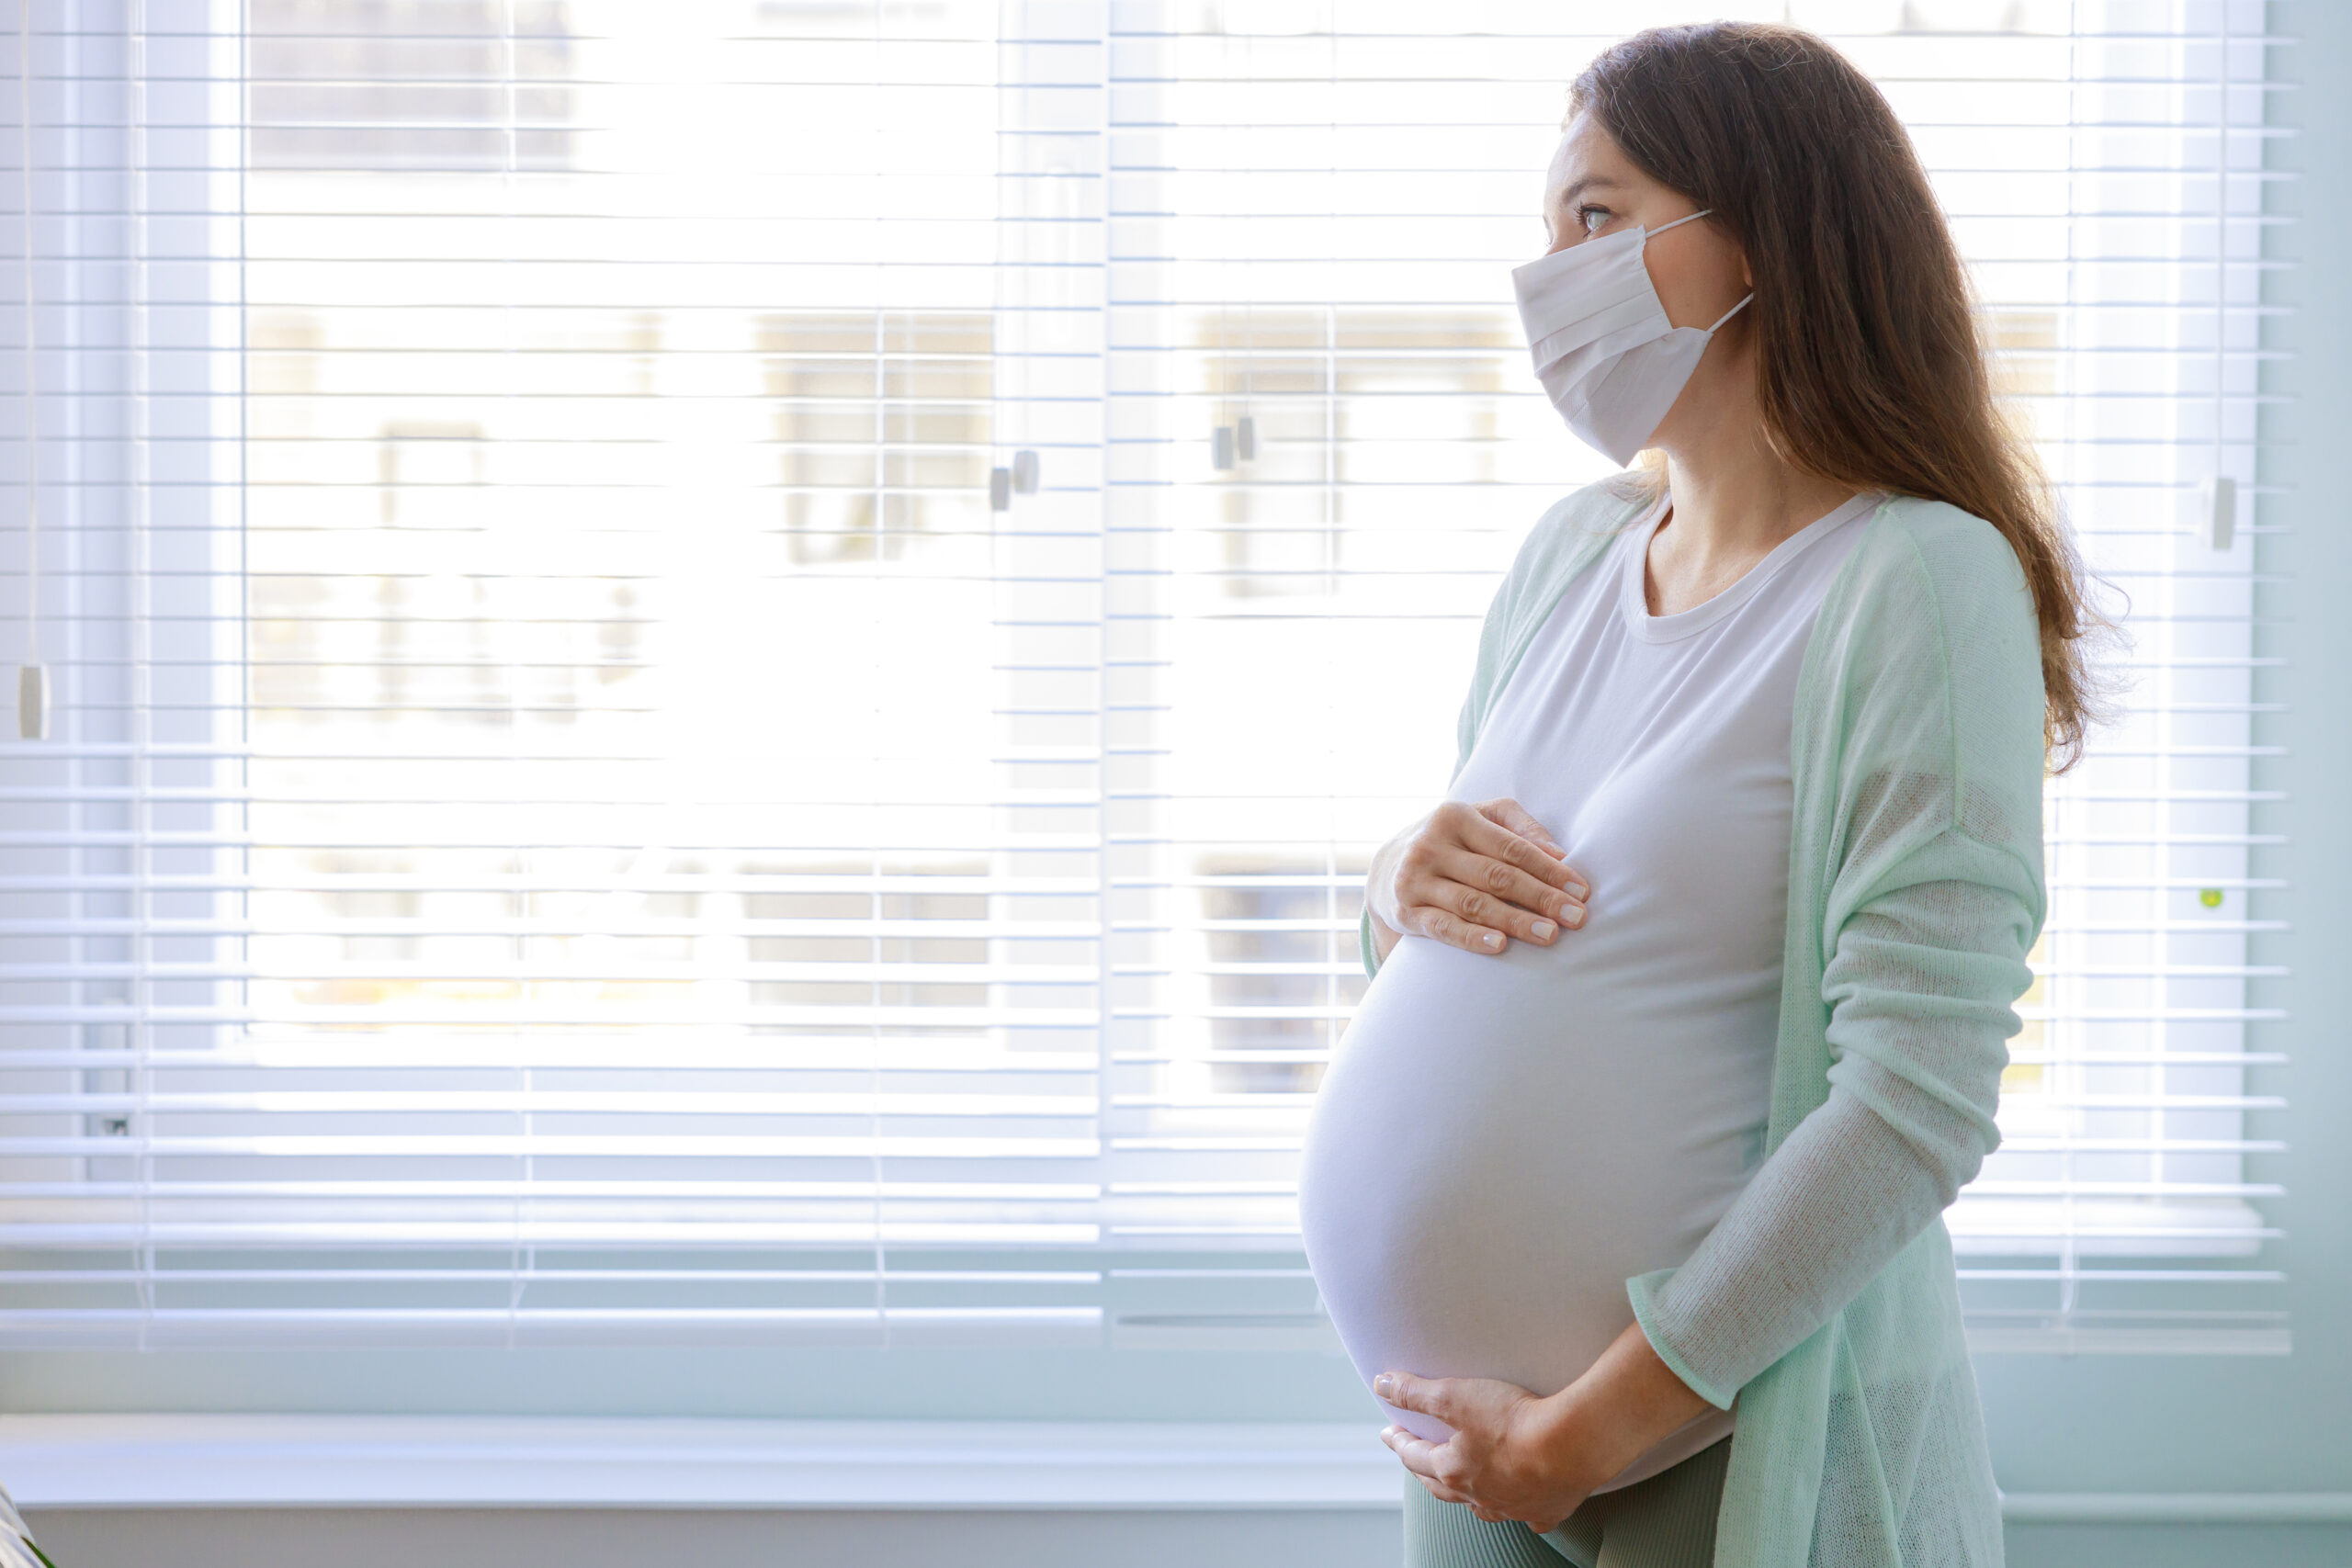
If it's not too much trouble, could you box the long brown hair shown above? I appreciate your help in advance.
[1571,22,2109,771]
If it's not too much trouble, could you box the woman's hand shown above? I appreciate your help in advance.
[1372,1371,1606,1532]
[1374,1319,1718,1531]
[1367,798,1589,959]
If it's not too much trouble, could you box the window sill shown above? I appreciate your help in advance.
[0,1415,1402,1511]
[4,1416,2345,1525]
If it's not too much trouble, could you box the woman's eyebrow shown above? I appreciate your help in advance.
[1549,174,1623,213]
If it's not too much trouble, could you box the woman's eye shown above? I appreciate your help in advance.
[1578,205,1611,235]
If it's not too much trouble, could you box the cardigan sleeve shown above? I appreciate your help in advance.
[1624,818,2037,1407]
[1623,506,2048,1409]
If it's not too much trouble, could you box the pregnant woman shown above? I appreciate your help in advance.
[1295,22,2102,1568]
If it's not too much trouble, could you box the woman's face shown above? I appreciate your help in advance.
[1540,111,1754,450]
[1541,110,1750,328]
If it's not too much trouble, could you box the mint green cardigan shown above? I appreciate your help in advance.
[1356,481,2046,1568]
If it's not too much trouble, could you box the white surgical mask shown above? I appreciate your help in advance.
[1511,209,1753,466]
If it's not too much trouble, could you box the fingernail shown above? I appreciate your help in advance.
[1374,1372,1395,1398]
[1532,919,1556,940]
[1566,881,1589,899]
[1566,907,1585,928]
[1481,931,1500,950]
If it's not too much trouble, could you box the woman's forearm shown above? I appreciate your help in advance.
[1624,1069,1970,1407]
[1534,1317,1715,1491]
[1624,864,2027,1406]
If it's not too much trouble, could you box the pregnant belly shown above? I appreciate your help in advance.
[1298,932,1773,1489]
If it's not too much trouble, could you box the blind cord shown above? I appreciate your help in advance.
[15,0,40,739]
[2208,0,2233,551]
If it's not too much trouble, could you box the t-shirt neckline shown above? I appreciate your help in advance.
[1617,489,1881,644]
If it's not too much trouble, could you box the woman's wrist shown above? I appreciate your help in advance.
[1531,1384,1629,1495]
[1363,825,1416,959]
[1536,1319,1717,1488]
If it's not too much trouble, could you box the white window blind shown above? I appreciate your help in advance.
[0,0,2288,1359]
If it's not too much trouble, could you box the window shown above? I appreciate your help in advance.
[0,0,2286,1359]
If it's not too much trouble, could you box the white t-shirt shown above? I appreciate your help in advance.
[1296,488,1882,1491]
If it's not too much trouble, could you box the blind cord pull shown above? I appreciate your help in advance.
[13,0,40,740]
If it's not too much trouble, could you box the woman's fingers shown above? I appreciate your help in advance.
[1431,845,1585,937]
[1376,1371,1461,1422]
[1478,797,1568,863]
[1382,1427,1476,1509]
[1462,804,1589,900]
[1379,1423,1445,1473]
[1396,849,1585,951]
[1393,800,1591,955]
[1398,880,1580,956]
[1406,906,1516,955]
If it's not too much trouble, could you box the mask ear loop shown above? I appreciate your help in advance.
[1644,207,1713,241]
[1706,293,1754,333]
[1644,210,1750,335]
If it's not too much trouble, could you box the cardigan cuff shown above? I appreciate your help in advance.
[1625,1267,1739,1413]
[1358,906,1383,981]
